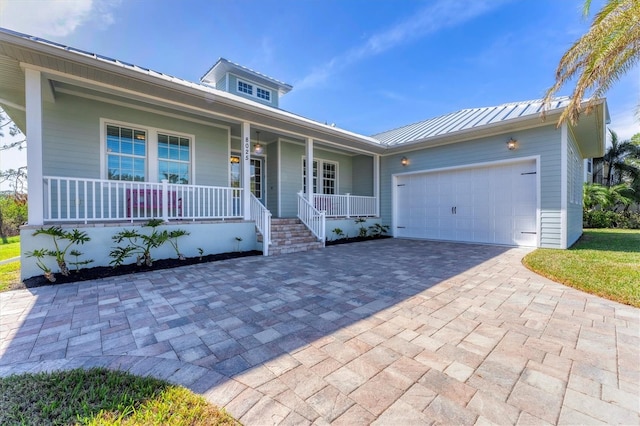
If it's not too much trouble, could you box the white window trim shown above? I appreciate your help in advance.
[235,76,273,103]
[100,118,196,184]
[302,156,339,194]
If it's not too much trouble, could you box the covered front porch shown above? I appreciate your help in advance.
[1,34,385,278]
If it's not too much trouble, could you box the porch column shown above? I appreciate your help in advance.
[305,137,313,202]
[25,68,44,225]
[374,154,380,217]
[241,122,251,220]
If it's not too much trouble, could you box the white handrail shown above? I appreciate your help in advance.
[297,191,325,242]
[43,176,243,223]
[311,193,377,218]
[250,194,271,256]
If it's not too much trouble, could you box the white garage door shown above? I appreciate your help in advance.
[395,160,538,246]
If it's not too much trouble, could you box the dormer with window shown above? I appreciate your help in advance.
[200,58,292,108]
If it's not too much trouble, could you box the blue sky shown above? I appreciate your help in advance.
[0,0,638,174]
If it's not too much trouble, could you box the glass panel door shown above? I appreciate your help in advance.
[230,155,263,202]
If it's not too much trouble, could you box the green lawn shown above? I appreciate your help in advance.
[0,368,239,425]
[0,237,20,292]
[523,229,640,307]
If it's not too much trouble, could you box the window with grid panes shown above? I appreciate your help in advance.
[106,124,146,181]
[238,80,253,95]
[256,87,271,101]
[322,162,336,194]
[158,133,190,184]
[302,159,337,194]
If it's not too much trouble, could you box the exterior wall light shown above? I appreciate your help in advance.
[507,138,518,150]
[401,156,409,166]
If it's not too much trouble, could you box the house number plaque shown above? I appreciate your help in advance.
[244,136,250,161]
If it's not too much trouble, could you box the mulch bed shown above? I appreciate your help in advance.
[325,235,391,246]
[22,237,391,288]
[22,251,262,288]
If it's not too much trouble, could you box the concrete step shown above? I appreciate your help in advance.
[262,217,324,256]
[272,237,319,245]
[269,241,324,256]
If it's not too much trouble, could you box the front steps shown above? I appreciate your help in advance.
[264,218,324,256]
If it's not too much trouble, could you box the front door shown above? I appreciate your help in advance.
[230,155,264,204]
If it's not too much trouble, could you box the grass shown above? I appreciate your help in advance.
[523,229,640,307]
[0,261,20,292]
[0,236,20,292]
[0,236,20,260]
[0,368,240,425]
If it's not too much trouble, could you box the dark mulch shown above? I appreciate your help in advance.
[326,235,391,246]
[22,251,262,288]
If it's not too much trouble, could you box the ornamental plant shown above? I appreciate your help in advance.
[30,226,91,276]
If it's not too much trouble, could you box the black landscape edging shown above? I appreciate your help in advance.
[23,250,262,288]
[325,235,391,246]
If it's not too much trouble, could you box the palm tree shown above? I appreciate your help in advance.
[543,0,640,125]
[595,129,640,187]
[583,182,610,211]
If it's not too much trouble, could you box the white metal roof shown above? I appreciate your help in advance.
[371,98,572,146]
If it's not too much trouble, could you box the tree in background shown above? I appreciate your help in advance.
[0,108,27,238]
[0,108,27,193]
[592,129,640,187]
[543,0,639,125]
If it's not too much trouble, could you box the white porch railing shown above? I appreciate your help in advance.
[43,176,243,223]
[250,194,271,256]
[297,191,325,242]
[311,193,377,218]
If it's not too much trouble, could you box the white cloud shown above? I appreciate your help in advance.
[0,0,119,38]
[296,0,511,90]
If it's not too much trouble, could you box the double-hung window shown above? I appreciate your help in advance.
[302,159,337,194]
[322,162,336,194]
[158,133,190,184]
[106,124,146,181]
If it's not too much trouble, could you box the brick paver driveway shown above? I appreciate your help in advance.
[1,239,638,424]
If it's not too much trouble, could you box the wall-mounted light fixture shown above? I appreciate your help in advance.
[254,131,264,154]
[507,138,518,150]
[401,156,409,166]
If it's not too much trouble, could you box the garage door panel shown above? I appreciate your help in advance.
[396,160,537,246]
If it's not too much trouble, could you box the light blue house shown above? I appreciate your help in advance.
[0,28,608,280]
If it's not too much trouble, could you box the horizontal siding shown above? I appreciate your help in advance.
[42,92,229,186]
[567,133,584,247]
[267,142,278,214]
[43,94,102,178]
[279,141,303,217]
[278,141,355,217]
[352,155,373,196]
[380,125,563,247]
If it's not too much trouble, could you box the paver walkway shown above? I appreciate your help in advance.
[1,239,638,425]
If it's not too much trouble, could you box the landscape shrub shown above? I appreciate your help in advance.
[584,210,640,229]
